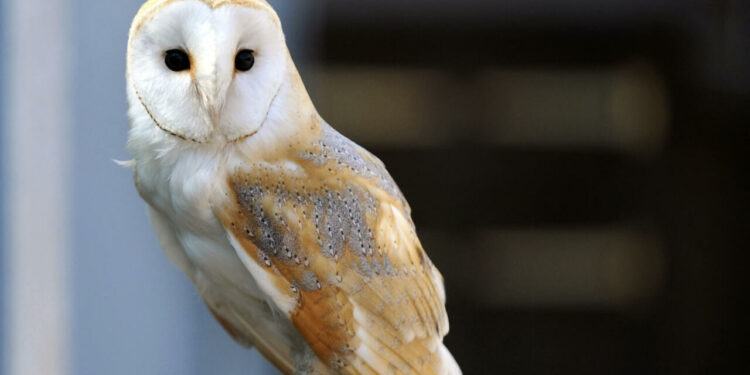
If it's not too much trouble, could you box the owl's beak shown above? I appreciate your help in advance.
[193,63,231,131]
[207,98,223,128]
[195,79,226,130]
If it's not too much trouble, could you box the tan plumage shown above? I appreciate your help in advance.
[216,123,451,374]
[125,0,460,373]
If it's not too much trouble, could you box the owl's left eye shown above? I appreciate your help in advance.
[165,49,190,72]
[235,50,255,72]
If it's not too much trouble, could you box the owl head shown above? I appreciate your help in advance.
[127,0,309,145]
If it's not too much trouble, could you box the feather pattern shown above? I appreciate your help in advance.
[215,125,458,374]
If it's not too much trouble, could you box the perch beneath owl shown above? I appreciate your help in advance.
[125,1,461,374]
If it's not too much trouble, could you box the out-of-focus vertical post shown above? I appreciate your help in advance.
[2,0,71,374]
[0,0,5,371]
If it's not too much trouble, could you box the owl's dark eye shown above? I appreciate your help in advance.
[165,49,190,72]
[235,49,255,72]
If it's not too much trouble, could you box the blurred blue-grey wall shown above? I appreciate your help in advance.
[70,2,195,372]
[0,0,6,372]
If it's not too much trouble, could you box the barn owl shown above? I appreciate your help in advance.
[125,1,461,374]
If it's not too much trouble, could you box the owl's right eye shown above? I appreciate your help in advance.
[164,49,190,72]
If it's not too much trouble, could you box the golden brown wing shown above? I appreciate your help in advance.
[215,127,458,374]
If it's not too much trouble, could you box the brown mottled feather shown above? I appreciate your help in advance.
[216,125,452,374]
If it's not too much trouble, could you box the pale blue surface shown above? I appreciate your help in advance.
[70,0,199,373]
[67,1,310,374]
[0,0,6,372]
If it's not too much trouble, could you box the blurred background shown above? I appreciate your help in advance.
[2,0,747,374]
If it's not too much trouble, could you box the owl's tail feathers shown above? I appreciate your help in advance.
[439,343,462,375]
[220,306,297,375]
